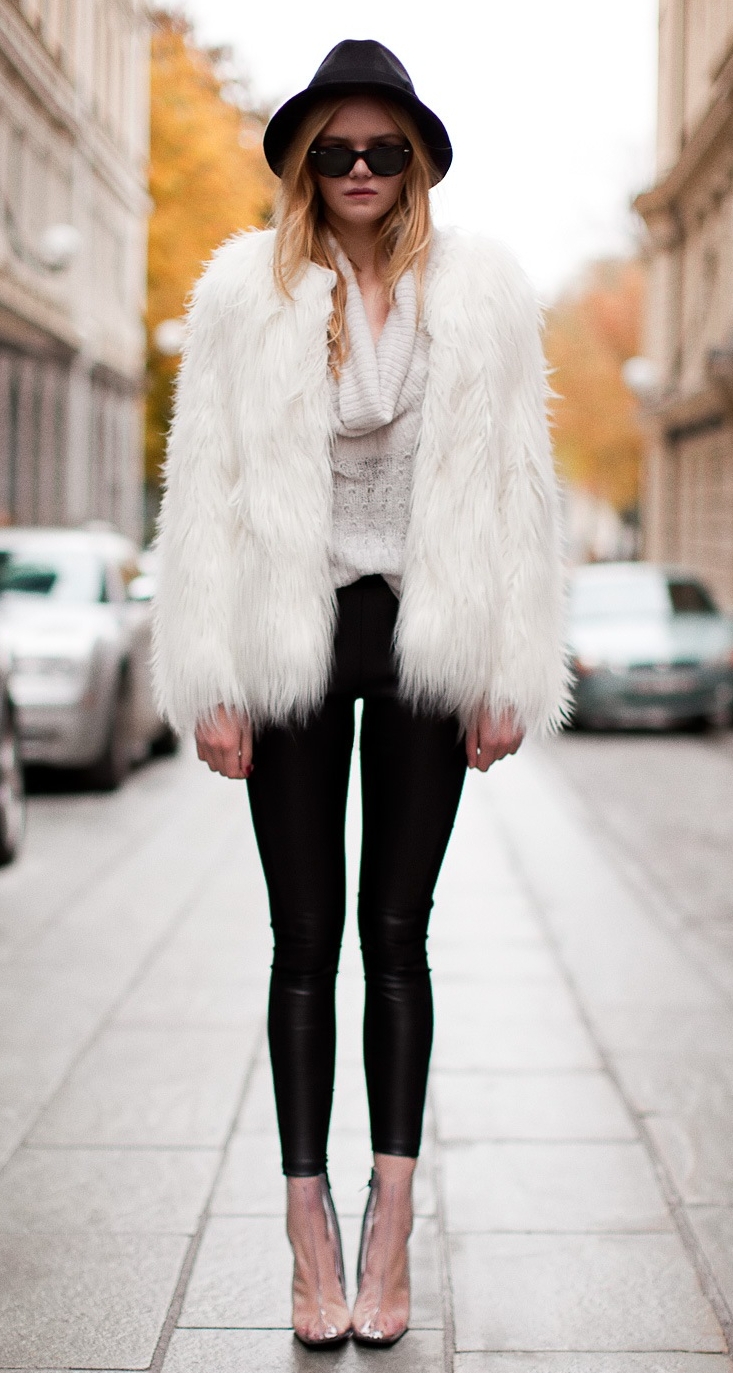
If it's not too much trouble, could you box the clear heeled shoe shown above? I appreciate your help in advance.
[351,1167,411,1347]
[287,1172,351,1349]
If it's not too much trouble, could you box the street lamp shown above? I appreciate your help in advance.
[153,318,186,356]
[622,356,661,401]
[3,200,81,273]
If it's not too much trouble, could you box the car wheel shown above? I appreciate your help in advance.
[0,700,26,865]
[150,723,180,757]
[706,703,733,730]
[86,677,131,791]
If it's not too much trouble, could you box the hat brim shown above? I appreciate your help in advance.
[263,82,452,183]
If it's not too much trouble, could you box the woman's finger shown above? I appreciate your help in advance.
[239,719,254,776]
[476,744,493,773]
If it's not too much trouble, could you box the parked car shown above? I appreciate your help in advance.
[0,527,177,789]
[0,641,25,864]
[568,562,733,729]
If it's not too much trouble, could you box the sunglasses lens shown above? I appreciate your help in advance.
[310,145,411,178]
[367,146,410,176]
[311,147,354,177]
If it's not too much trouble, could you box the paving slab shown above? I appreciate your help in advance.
[16,778,246,981]
[491,752,717,1009]
[210,1128,436,1218]
[0,749,202,954]
[613,1055,733,1118]
[588,1005,733,1057]
[432,1004,600,1073]
[442,1140,671,1233]
[142,910,270,983]
[0,1231,187,1368]
[28,1025,254,1147]
[0,1146,217,1232]
[455,1358,733,1372]
[685,1208,733,1316]
[162,1327,445,1372]
[431,902,544,947]
[450,1227,726,1352]
[113,971,265,1029]
[435,980,584,1019]
[178,1213,442,1328]
[0,1052,72,1170]
[177,1214,298,1328]
[645,1114,733,1206]
[432,1070,636,1142]
[431,941,560,982]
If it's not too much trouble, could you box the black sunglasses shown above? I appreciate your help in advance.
[309,144,412,178]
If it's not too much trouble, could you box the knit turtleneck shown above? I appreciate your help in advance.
[328,246,429,596]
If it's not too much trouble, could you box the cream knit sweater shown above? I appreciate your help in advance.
[328,250,429,596]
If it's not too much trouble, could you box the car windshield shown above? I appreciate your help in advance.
[571,570,720,620]
[0,546,104,603]
[571,573,669,620]
[668,580,717,614]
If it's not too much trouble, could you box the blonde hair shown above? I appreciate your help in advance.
[272,97,437,371]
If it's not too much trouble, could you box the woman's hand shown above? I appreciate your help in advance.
[195,704,253,779]
[465,707,524,772]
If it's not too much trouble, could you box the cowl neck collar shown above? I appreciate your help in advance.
[330,241,418,437]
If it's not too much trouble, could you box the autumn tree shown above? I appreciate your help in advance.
[544,257,646,515]
[145,12,276,515]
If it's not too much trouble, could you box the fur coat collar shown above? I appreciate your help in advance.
[152,226,569,736]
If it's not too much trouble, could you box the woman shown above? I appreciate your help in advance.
[152,38,569,1350]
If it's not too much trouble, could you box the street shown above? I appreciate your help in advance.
[1,726,733,1370]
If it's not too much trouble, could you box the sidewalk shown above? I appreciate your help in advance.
[0,739,732,1371]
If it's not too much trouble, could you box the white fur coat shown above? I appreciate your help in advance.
[151,226,570,736]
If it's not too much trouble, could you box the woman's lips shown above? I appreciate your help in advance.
[345,189,378,197]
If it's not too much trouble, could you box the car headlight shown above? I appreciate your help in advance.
[571,654,607,677]
[11,653,89,678]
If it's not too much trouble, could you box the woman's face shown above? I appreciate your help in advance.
[312,98,408,231]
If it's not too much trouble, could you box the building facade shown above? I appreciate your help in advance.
[0,0,150,540]
[636,1,733,607]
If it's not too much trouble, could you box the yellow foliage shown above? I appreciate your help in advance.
[544,258,646,513]
[145,12,276,488]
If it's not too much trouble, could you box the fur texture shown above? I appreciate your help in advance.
[151,226,571,736]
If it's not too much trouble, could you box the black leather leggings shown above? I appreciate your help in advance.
[247,575,466,1176]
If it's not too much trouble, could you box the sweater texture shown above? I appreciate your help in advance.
[328,248,428,595]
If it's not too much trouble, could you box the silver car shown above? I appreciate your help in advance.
[569,562,733,729]
[0,526,176,788]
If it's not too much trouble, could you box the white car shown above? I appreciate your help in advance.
[0,642,25,863]
[0,526,176,789]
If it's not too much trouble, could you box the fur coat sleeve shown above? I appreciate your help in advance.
[394,234,570,735]
[150,244,253,735]
[493,255,570,734]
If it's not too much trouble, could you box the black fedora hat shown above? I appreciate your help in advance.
[263,39,452,182]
